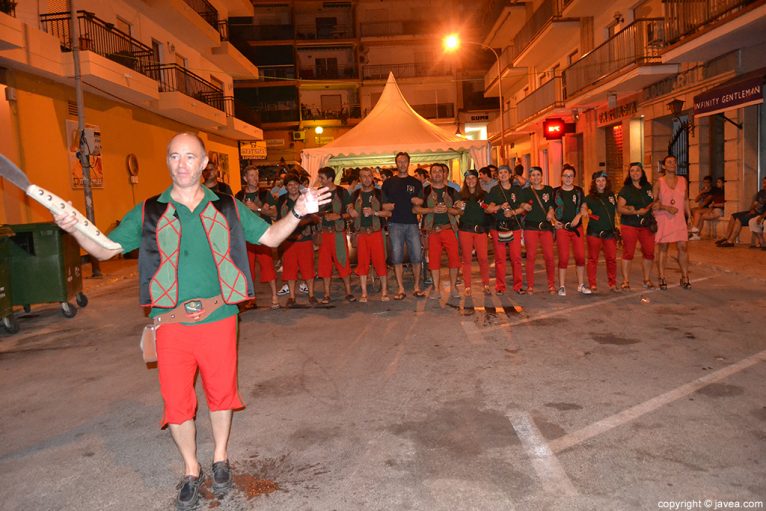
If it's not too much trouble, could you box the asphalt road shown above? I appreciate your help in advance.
[1,257,764,511]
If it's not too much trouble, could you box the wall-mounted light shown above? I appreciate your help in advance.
[314,126,324,135]
[666,98,685,116]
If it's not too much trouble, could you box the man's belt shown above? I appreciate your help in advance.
[153,294,226,326]
[425,224,453,233]
[459,224,488,234]
[321,226,345,233]
[357,226,381,234]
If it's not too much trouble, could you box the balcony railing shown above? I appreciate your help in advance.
[40,11,158,79]
[664,0,756,45]
[563,19,665,100]
[301,103,361,121]
[259,64,296,81]
[517,76,563,124]
[488,107,518,135]
[360,20,428,37]
[296,23,354,39]
[508,0,565,63]
[147,64,225,112]
[299,67,357,80]
[181,0,218,30]
[362,62,451,80]
[1,2,16,17]
[257,107,300,123]
[412,103,455,119]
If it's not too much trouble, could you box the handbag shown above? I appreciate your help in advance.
[640,214,658,233]
[496,230,514,243]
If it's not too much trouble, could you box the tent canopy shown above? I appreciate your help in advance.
[301,73,489,178]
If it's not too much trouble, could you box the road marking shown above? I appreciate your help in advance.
[509,411,578,496]
[549,347,766,454]
[385,317,418,379]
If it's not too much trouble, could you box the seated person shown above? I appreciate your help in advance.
[689,177,724,240]
[717,176,766,247]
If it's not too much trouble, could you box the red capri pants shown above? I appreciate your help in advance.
[318,231,352,278]
[556,226,585,268]
[428,228,460,271]
[524,229,555,289]
[156,315,243,428]
[586,235,617,288]
[621,225,655,261]
[282,239,315,281]
[491,229,523,292]
[246,242,276,283]
[458,231,490,289]
[355,230,387,277]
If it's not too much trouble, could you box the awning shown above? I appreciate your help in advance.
[694,68,765,118]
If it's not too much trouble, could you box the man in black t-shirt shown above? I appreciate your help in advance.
[382,152,425,299]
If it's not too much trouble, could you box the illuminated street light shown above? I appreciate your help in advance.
[443,33,506,166]
[314,126,324,134]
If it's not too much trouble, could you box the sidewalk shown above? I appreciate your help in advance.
[686,238,766,282]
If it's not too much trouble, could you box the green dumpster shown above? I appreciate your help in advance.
[7,222,88,318]
[0,225,19,333]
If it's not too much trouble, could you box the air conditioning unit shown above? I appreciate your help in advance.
[291,130,305,141]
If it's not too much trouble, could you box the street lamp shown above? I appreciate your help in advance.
[443,33,506,166]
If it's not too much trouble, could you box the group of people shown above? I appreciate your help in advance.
[224,152,701,306]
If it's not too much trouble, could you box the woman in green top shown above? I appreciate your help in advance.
[455,169,491,296]
[519,166,556,294]
[584,171,618,292]
[617,162,656,290]
[486,166,525,294]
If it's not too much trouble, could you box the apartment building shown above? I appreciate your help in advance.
[0,0,261,227]
[231,0,482,168]
[483,0,766,222]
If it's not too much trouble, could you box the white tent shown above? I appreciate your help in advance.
[301,73,490,180]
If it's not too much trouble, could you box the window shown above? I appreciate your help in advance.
[316,58,338,79]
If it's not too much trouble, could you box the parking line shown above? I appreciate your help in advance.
[460,320,486,345]
[509,411,578,496]
[549,347,766,454]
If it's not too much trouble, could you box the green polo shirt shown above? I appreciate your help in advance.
[359,190,376,228]
[459,197,488,228]
[109,186,269,323]
[487,184,523,230]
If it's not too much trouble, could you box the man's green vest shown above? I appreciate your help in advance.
[138,195,253,307]
[422,185,458,231]
[352,188,383,232]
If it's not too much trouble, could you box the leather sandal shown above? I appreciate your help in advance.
[659,277,668,290]
[620,281,630,291]
[393,291,406,300]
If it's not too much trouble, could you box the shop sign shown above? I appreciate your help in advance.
[694,74,764,117]
[597,101,637,126]
[266,138,285,148]
[238,141,267,159]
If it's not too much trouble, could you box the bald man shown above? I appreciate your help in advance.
[54,132,330,511]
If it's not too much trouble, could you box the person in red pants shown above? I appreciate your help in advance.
[519,166,556,294]
[276,174,319,307]
[553,164,590,296]
[235,166,279,308]
[486,166,525,294]
[617,162,656,290]
[414,163,461,300]
[584,171,619,292]
[455,169,491,296]
[316,167,356,304]
[348,167,391,302]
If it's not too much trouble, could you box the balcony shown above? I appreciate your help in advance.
[209,21,260,79]
[230,24,294,41]
[662,0,766,63]
[296,23,354,40]
[300,103,361,123]
[149,63,228,128]
[362,62,451,81]
[360,20,429,38]
[181,0,219,31]
[564,19,678,108]
[487,107,519,140]
[484,47,528,99]
[218,97,263,140]
[259,64,297,81]
[40,11,157,78]
[516,76,564,127]
[299,67,356,80]
[1,5,24,50]
[507,0,579,68]
[37,11,159,104]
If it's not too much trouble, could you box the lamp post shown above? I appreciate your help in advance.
[443,33,506,166]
